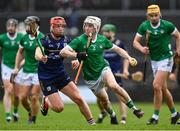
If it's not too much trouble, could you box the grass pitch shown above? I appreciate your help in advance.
[0,102,179,130]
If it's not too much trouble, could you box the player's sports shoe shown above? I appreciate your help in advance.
[133,109,144,118]
[40,96,49,116]
[147,118,158,125]
[96,112,107,123]
[120,117,126,124]
[110,116,119,124]
[12,112,19,122]
[6,116,12,123]
[171,112,180,124]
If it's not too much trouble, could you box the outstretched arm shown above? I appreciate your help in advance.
[110,44,137,66]
[60,45,77,58]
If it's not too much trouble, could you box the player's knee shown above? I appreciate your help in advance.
[100,97,110,106]
[153,82,162,92]
[72,95,84,105]
[53,105,64,113]
[19,95,28,101]
[31,94,39,103]
[109,83,120,92]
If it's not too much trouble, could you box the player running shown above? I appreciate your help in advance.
[60,16,144,124]
[13,16,44,124]
[0,18,23,122]
[133,4,180,125]
[35,16,95,125]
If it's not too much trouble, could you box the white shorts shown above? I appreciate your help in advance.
[85,66,110,95]
[1,63,13,80]
[151,57,174,77]
[14,69,39,86]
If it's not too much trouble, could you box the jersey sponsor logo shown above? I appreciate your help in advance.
[160,30,164,34]
[47,86,51,91]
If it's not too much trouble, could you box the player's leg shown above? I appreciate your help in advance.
[147,70,166,125]
[162,81,179,124]
[29,84,41,124]
[1,64,14,122]
[95,88,119,124]
[3,80,13,122]
[40,81,65,116]
[19,85,32,122]
[12,83,20,122]
[96,96,108,123]
[119,100,127,124]
[61,81,95,125]
[103,67,144,119]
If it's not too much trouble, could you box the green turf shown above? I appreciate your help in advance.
[0,102,179,130]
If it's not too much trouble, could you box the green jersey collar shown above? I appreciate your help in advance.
[150,19,160,29]
[92,34,97,43]
[7,32,17,40]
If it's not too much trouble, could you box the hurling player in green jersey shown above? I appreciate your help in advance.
[95,24,129,125]
[61,16,144,122]
[133,4,180,125]
[0,18,23,122]
[13,16,44,124]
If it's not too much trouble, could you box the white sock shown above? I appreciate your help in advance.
[171,112,177,117]
[152,114,159,120]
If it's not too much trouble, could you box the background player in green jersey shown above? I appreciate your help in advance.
[60,16,144,123]
[133,4,180,125]
[0,18,23,122]
[13,16,44,124]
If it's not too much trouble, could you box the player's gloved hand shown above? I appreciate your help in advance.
[129,57,137,66]
[76,52,88,60]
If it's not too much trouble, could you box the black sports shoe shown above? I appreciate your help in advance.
[120,117,126,124]
[110,116,119,125]
[171,112,180,124]
[96,113,107,124]
[40,96,49,116]
[12,113,19,122]
[6,116,12,123]
[147,118,158,125]
[133,109,144,118]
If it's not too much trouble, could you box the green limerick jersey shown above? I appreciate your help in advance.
[0,33,23,68]
[137,19,175,61]
[68,34,113,80]
[20,32,44,73]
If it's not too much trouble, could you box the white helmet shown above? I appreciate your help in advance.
[83,16,101,33]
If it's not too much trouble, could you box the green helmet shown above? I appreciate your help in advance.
[101,24,116,33]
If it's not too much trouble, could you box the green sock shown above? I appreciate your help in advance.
[154,109,160,115]
[106,108,115,117]
[126,100,137,111]
[6,112,11,118]
[14,107,18,114]
[170,108,176,114]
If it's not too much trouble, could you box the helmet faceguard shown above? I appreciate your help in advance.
[24,16,40,35]
[83,16,101,34]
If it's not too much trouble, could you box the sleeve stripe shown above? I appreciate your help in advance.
[171,27,177,35]
[136,33,143,37]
